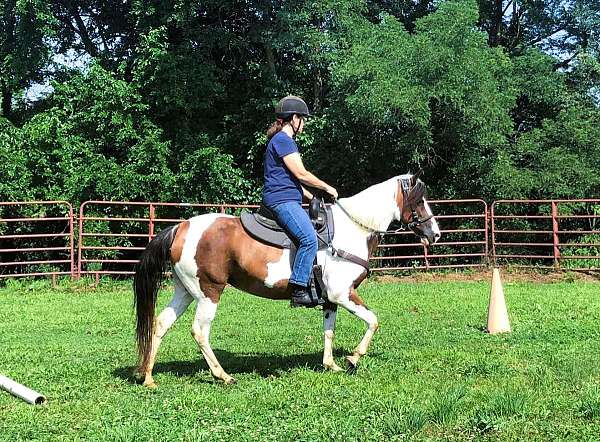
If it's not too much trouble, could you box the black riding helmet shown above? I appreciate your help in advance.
[275,95,311,119]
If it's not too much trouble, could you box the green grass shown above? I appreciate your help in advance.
[1,278,599,441]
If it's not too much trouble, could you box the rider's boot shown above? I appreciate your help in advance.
[290,283,319,308]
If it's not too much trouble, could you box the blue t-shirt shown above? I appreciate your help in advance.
[263,131,303,207]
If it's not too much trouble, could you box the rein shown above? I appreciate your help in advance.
[322,176,432,273]
[313,201,371,273]
[335,177,432,235]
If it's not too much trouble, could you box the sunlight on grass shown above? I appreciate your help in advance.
[0,279,599,440]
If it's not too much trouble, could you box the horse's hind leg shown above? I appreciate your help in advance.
[142,277,193,388]
[191,288,235,384]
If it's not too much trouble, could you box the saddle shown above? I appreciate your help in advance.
[240,197,335,306]
[240,197,334,250]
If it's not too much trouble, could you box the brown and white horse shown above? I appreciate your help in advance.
[134,174,440,387]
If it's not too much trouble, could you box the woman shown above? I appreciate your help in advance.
[263,95,338,308]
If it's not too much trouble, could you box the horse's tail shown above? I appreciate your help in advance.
[133,225,178,372]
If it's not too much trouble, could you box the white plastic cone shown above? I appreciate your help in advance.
[487,268,511,334]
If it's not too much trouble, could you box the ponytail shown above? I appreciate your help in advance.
[266,118,285,141]
[267,115,295,141]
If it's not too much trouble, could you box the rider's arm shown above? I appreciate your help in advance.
[283,153,338,198]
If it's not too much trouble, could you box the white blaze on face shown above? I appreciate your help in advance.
[173,213,234,298]
[264,249,292,288]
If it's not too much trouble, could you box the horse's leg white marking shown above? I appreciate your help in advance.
[328,287,379,368]
[264,249,291,288]
[191,298,235,384]
[143,276,193,387]
[322,304,343,372]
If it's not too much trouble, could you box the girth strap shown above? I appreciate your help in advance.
[314,231,370,274]
[330,246,370,274]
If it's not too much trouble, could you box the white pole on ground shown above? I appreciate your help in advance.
[0,374,46,405]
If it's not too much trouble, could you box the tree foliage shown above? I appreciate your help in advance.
[0,0,599,204]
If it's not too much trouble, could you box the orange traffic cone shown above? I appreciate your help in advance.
[487,268,511,334]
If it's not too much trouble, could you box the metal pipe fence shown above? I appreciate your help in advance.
[77,201,258,279]
[371,200,488,272]
[491,199,600,270]
[0,202,74,283]
[1,198,599,281]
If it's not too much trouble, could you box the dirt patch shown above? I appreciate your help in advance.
[371,268,600,284]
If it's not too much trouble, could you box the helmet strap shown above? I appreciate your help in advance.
[291,115,300,137]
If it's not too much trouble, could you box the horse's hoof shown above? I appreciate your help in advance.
[345,356,359,374]
[223,376,237,385]
[143,380,158,389]
[324,362,344,373]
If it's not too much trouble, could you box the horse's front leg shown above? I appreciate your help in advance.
[322,302,343,372]
[330,286,379,370]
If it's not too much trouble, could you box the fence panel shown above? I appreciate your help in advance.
[0,201,74,281]
[491,199,600,270]
[371,200,488,272]
[3,198,598,281]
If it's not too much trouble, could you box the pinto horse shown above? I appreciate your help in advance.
[134,173,441,387]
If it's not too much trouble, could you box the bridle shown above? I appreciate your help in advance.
[334,175,433,235]
[318,175,434,273]
[398,176,433,231]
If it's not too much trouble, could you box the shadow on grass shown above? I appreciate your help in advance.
[114,347,354,383]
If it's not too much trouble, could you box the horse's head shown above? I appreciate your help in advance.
[394,171,441,247]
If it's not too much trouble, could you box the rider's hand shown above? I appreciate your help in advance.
[325,186,338,199]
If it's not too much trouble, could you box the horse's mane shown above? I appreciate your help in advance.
[336,177,400,231]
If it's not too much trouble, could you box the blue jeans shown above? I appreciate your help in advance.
[270,201,317,287]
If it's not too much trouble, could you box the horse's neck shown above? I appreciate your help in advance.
[336,180,397,232]
[328,181,396,259]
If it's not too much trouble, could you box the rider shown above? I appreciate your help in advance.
[263,95,338,308]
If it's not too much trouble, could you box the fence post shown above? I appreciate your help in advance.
[490,203,496,267]
[484,203,490,266]
[69,204,75,279]
[77,203,84,279]
[149,204,155,242]
[551,201,560,269]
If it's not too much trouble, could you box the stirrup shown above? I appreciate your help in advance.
[290,289,321,308]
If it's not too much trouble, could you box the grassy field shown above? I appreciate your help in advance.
[0,277,599,441]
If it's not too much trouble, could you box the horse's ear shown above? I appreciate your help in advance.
[411,168,424,185]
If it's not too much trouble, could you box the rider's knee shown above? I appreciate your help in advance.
[302,232,317,251]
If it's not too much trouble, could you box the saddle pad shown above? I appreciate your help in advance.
[240,207,334,249]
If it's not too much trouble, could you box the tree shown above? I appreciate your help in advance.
[16,63,174,204]
[490,105,600,198]
[478,0,600,63]
[0,117,30,200]
[48,1,137,72]
[321,0,515,197]
[0,0,54,121]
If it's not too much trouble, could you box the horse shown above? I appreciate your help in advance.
[133,173,441,387]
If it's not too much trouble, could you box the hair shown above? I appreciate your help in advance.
[266,115,294,141]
